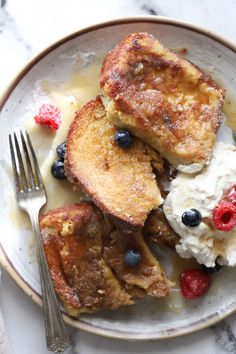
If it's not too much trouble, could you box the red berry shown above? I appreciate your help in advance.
[34,103,61,129]
[180,269,211,299]
[212,201,236,231]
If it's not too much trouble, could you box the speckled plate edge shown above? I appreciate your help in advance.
[1,16,236,340]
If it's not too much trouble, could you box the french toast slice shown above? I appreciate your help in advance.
[143,162,179,248]
[103,230,170,297]
[143,207,179,249]
[40,203,133,316]
[64,96,163,232]
[100,32,225,173]
[40,203,171,316]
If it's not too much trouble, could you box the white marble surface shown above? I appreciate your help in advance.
[1,0,236,353]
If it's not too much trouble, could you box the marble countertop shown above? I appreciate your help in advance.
[1,0,236,353]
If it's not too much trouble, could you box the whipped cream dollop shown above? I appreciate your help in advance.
[164,142,236,267]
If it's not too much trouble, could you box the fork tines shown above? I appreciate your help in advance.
[9,130,43,193]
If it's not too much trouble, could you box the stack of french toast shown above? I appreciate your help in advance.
[40,32,225,316]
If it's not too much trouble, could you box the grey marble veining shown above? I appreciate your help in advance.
[0,0,7,8]
[0,4,31,55]
[137,0,164,16]
[0,4,32,93]
[212,322,236,353]
[1,1,236,353]
[138,3,159,15]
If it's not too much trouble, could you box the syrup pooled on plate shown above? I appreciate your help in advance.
[10,57,102,231]
[25,58,103,212]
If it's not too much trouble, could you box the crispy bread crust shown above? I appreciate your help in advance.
[65,96,162,232]
[100,32,225,173]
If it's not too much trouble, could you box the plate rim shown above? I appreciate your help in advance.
[1,15,236,340]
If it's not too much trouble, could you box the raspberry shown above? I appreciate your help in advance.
[34,103,61,129]
[212,201,236,231]
[180,269,211,299]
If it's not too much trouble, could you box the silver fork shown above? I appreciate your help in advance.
[9,130,70,353]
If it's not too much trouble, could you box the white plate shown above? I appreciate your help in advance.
[1,16,236,340]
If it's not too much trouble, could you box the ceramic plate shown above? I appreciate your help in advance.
[1,16,236,340]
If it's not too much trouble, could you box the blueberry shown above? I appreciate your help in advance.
[51,160,66,180]
[114,129,133,148]
[56,142,66,160]
[124,250,141,267]
[182,209,202,227]
[201,263,222,274]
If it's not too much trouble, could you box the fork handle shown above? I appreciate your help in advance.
[29,210,70,353]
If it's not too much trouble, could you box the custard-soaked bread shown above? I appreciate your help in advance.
[40,203,133,316]
[41,203,171,316]
[143,207,179,249]
[103,230,170,297]
[100,32,225,173]
[65,96,162,232]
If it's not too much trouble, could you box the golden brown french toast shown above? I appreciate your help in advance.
[143,207,179,248]
[64,96,163,232]
[40,203,171,316]
[103,230,170,297]
[100,32,225,173]
[41,203,133,316]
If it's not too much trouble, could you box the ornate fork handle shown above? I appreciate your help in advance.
[30,210,69,353]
